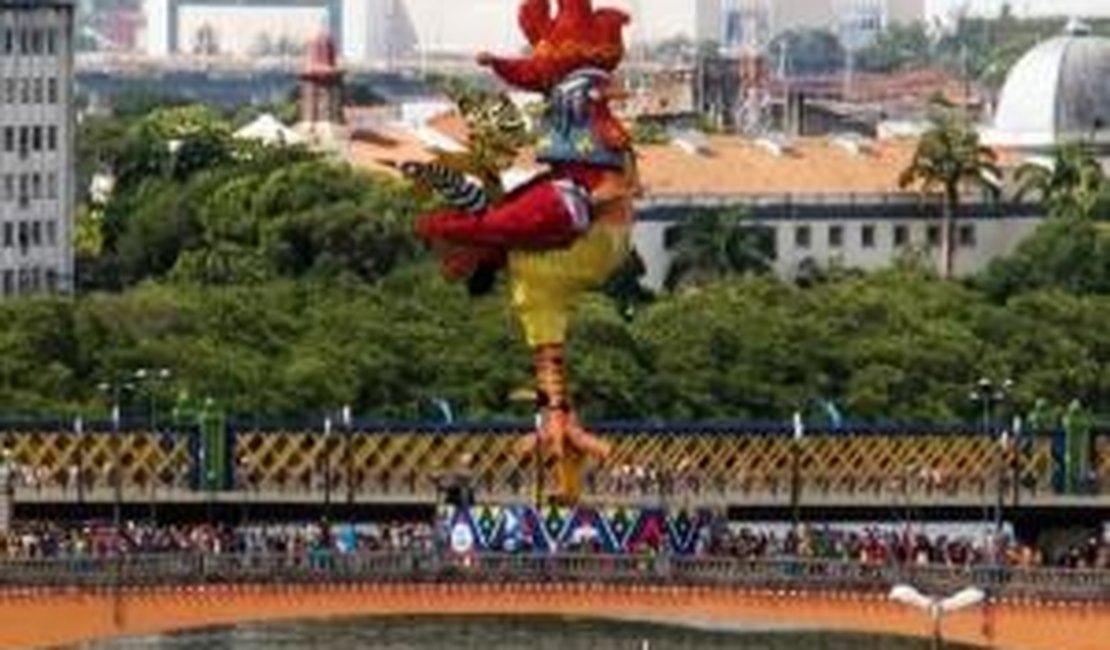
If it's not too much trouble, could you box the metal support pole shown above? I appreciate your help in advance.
[323,416,332,519]
[343,406,354,506]
[790,412,803,534]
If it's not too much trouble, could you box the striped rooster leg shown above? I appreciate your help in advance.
[414,179,587,251]
[534,344,570,461]
[532,344,608,503]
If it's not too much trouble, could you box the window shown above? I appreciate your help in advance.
[46,269,58,292]
[2,174,12,200]
[31,126,42,152]
[1,270,13,296]
[19,29,29,55]
[20,78,29,103]
[894,224,909,247]
[31,173,41,199]
[30,29,42,55]
[3,126,12,152]
[46,172,56,199]
[2,222,11,247]
[47,78,57,104]
[46,29,56,55]
[927,225,941,247]
[30,220,41,246]
[18,126,28,155]
[17,174,28,206]
[828,225,843,248]
[794,225,812,249]
[861,225,876,248]
[3,28,12,54]
[33,78,43,104]
[4,79,14,104]
[17,221,28,248]
[47,126,57,151]
[958,224,977,248]
[46,220,56,246]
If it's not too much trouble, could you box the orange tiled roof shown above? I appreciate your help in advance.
[346,112,1023,196]
[636,136,918,195]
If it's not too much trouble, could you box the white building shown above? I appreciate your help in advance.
[0,0,75,297]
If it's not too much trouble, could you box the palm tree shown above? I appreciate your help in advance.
[899,105,1001,279]
[663,208,774,291]
[1014,142,1106,220]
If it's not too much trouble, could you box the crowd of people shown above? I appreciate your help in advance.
[0,521,435,561]
[711,525,1108,570]
[1,517,1105,571]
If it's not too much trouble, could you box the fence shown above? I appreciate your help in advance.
[0,552,1106,602]
[2,423,1107,504]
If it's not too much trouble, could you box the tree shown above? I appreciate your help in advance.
[770,29,846,76]
[1014,142,1106,220]
[899,104,1001,279]
[856,22,933,73]
[976,218,1110,300]
[663,209,774,291]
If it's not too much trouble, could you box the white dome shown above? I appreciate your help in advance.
[987,21,1110,148]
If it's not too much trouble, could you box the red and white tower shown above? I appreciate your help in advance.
[296,30,347,152]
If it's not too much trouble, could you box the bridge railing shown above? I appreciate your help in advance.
[0,552,1106,602]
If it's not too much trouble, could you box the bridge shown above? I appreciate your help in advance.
[3,422,1107,530]
[0,552,1106,650]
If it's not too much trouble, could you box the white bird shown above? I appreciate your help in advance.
[889,584,986,649]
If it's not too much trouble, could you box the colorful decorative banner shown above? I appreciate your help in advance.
[438,504,720,556]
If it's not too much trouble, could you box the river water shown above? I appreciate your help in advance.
[77,616,978,650]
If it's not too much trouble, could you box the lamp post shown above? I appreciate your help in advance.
[790,411,804,534]
[970,377,1012,565]
[134,368,172,523]
[97,378,134,540]
[323,415,333,518]
[342,405,353,506]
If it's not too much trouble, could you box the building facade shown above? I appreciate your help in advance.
[633,196,1041,289]
[0,0,75,297]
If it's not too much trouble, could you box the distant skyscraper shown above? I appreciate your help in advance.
[0,0,75,297]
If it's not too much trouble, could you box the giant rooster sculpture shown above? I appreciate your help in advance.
[408,0,639,504]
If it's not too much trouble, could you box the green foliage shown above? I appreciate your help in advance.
[631,120,669,145]
[977,218,1110,301]
[1,266,1108,423]
[769,29,846,76]
[856,23,932,74]
[1015,143,1106,220]
[77,102,427,291]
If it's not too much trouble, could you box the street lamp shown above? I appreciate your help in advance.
[890,584,986,650]
[134,368,172,432]
[323,415,333,518]
[969,377,1013,564]
[342,405,354,506]
[97,379,133,540]
[134,368,172,523]
[790,411,804,535]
